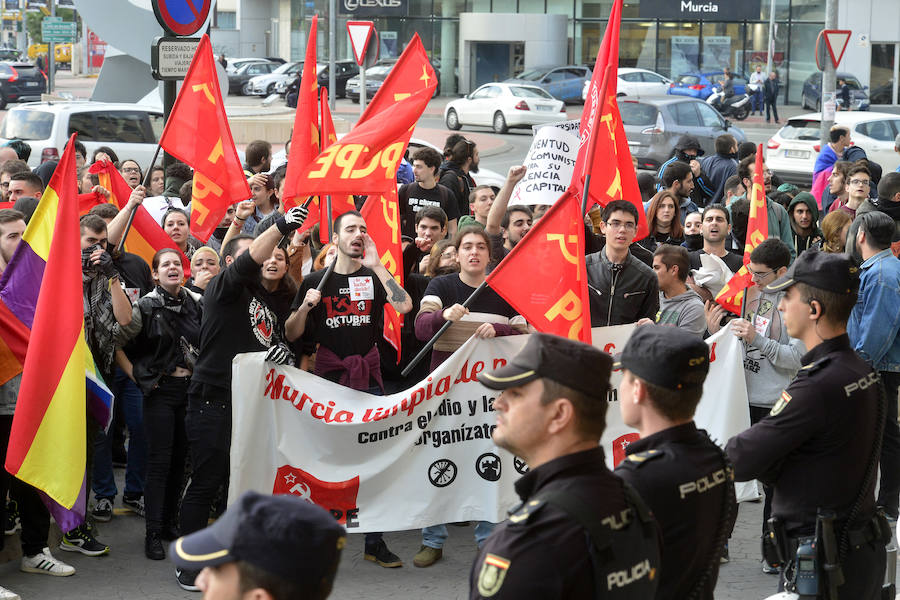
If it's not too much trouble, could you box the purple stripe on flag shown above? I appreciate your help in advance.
[0,241,45,329]
[87,378,114,432]
[40,474,86,534]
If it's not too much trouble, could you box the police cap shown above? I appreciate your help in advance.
[613,324,709,391]
[171,490,345,588]
[764,249,859,294]
[478,333,612,399]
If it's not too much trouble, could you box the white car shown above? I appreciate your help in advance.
[0,101,164,169]
[765,111,900,185]
[247,61,306,96]
[444,83,566,134]
[581,67,672,101]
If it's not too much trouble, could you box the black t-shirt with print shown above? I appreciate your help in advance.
[398,182,459,238]
[192,251,294,389]
[689,248,744,273]
[293,265,387,360]
[422,273,519,318]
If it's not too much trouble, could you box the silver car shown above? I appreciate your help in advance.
[620,96,747,171]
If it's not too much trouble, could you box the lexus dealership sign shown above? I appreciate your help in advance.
[639,0,762,20]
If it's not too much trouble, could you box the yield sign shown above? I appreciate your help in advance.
[347,21,375,67]
[823,30,851,69]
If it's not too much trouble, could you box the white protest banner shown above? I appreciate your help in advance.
[229,325,756,533]
[509,124,579,206]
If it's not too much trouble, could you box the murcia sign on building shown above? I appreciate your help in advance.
[342,0,406,17]
[639,0,761,20]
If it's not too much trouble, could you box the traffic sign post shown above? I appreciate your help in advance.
[347,21,376,116]
[153,0,213,37]
[816,29,851,70]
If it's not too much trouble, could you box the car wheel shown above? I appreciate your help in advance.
[492,111,508,134]
[446,108,461,130]
[267,83,276,95]
[241,82,251,96]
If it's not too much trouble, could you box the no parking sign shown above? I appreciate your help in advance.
[153,0,213,37]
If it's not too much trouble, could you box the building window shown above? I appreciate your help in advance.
[216,10,237,30]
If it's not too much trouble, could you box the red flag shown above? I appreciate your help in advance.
[77,190,106,215]
[715,144,769,314]
[158,34,249,242]
[286,34,436,198]
[486,190,591,343]
[359,190,404,361]
[89,161,190,277]
[571,0,648,240]
[283,16,320,208]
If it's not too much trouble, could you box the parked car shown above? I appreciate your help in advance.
[505,65,591,104]
[667,71,748,100]
[582,67,672,101]
[345,59,441,102]
[444,82,566,134]
[227,60,278,95]
[0,62,46,110]
[225,57,278,74]
[0,101,165,168]
[618,96,747,171]
[247,61,303,96]
[765,111,900,186]
[273,60,359,99]
[800,71,870,111]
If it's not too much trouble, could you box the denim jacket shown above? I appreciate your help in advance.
[848,249,900,373]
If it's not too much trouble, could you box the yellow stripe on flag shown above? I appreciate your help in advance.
[21,188,61,261]
[15,329,87,509]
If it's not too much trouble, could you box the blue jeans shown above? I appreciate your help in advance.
[92,367,147,499]
[422,521,495,549]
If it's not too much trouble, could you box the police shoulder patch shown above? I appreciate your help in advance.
[507,499,545,525]
[477,553,511,597]
[621,449,664,469]
[769,390,792,416]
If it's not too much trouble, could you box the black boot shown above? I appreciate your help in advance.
[145,530,165,560]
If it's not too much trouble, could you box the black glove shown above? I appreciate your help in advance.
[96,251,119,280]
[276,205,309,235]
[265,342,295,366]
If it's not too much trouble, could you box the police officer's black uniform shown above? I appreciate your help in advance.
[614,325,737,600]
[725,251,887,599]
[471,333,661,599]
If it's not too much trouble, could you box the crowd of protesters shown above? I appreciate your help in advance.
[0,120,898,599]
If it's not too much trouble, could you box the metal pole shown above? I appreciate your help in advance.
[47,0,55,94]
[163,80,176,168]
[328,0,335,111]
[116,144,163,255]
[765,0,776,75]
[820,0,838,148]
[360,65,366,117]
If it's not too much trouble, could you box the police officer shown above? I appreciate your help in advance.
[614,324,737,600]
[470,333,660,599]
[726,251,888,599]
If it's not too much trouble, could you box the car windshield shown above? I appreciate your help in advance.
[841,77,862,90]
[779,119,822,141]
[273,62,299,74]
[0,110,53,140]
[509,86,553,99]
[618,102,658,126]
[518,69,550,82]
[676,75,700,85]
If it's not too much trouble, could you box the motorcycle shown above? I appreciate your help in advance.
[706,85,751,121]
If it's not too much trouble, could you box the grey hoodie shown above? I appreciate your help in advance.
[656,288,706,337]
[740,288,805,408]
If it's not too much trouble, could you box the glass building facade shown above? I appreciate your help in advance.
[271,0,827,103]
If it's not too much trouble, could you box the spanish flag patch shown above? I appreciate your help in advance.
[477,553,511,597]
[770,391,792,416]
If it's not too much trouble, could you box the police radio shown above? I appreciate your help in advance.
[793,539,818,597]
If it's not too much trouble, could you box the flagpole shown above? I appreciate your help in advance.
[580,64,612,216]
[400,281,488,378]
[116,144,163,255]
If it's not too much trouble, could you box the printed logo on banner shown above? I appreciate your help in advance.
[428,458,457,487]
[612,433,641,467]
[273,465,361,526]
[476,453,502,482]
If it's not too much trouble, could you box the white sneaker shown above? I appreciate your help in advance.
[20,547,75,577]
[0,585,20,600]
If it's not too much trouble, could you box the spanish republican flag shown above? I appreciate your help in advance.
[89,160,190,276]
[716,144,769,314]
[1,134,113,532]
[486,189,591,344]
